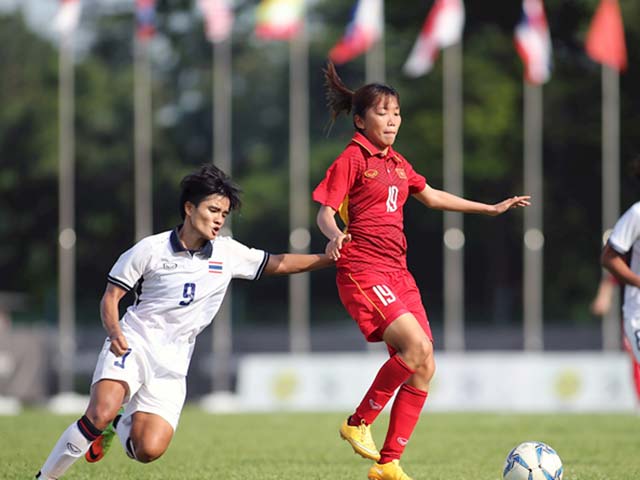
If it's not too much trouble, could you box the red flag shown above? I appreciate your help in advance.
[328,0,383,65]
[585,0,627,71]
[514,0,552,85]
[403,0,465,77]
[255,0,304,40]
[136,0,156,41]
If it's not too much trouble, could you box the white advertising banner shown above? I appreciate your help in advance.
[236,352,636,412]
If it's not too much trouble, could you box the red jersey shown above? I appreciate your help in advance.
[313,132,426,273]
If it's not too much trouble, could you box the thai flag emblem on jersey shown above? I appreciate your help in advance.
[208,261,223,274]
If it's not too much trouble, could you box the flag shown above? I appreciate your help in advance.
[328,0,383,65]
[198,0,233,43]
[402,0,465,77]
[53,0,82,36]
[585,0,627,71]
[255,0,304,40]
[514,0,552,85]
[136,0,156,40]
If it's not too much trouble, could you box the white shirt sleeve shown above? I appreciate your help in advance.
[107,238,153,291]
[609,203,640,255]
[225,238,269,280]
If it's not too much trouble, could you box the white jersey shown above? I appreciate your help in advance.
[107,228,269,375]
[608,201,640,319]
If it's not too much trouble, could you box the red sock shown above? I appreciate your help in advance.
[349,355,415,426]
[633,359,640,403]
[379,384,428,464]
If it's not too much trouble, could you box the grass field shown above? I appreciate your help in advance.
[4,408,639,479]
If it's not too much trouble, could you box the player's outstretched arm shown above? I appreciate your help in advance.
[602,243,640,288]
[412,184,530,216]
[100,283,130,357]
[263,252,335,276]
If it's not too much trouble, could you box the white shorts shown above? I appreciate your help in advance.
[91,338,187,431]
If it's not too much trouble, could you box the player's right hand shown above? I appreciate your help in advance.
[108,333,130,357]
[325,233,352,261]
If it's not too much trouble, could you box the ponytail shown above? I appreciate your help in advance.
[324,61,354,124]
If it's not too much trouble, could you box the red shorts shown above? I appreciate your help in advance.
[336,269,432,343]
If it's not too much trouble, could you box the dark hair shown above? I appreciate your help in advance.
[323,61,400,131]
[178,164,242,220]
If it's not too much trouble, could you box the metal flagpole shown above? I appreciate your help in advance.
[134,37,153,241]
[365,6,384,84]
[442,42,465,351]
[211,37,234,391]
[601,65,621,351]
[522,81,544,351]
[288,22,311,353]
[57,31,76,394]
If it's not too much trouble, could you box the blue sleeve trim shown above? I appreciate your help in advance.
[254,252,270,280]
[107,275,134,292]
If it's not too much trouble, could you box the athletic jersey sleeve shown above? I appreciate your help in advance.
[609,202,640,255]
[107,238,153,292]
[225,238,270,280]
[312,154,355,211]
[404,159,427,194]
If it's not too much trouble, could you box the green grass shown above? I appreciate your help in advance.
[4,408,640,479]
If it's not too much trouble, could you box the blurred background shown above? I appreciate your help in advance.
[1,0,639,412]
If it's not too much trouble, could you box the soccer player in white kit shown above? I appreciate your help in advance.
[35,165,333,479]
[602,201,640,366]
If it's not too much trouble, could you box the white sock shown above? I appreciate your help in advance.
[115,413,137,460]
[38,422,93,479]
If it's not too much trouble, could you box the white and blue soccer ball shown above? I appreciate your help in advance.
[503,441,563,480]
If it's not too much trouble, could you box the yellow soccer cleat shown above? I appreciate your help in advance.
[367,460,413,480]
[339,418,381,461]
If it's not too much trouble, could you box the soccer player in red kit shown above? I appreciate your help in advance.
[313,62,530,480]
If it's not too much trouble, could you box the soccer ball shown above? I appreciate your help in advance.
[503,441,563,480]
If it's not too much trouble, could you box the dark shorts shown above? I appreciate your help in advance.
[336,269,432,343]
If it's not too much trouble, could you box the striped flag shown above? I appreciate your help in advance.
[403,0,465,77]
[514,0,552,84]
[255,0,304,40]
[328,0,383,65]
[585,0,627,72]
[136,0,156,40]
[53,0,82,36]
[198,0,233,43]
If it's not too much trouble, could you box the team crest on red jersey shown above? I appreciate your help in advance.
[364,169,379,179]
[395,168,407,179]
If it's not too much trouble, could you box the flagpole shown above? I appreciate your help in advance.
[57,30,76,394]
[134,37,153,241]
[522,81,544,351]
[288,22,311,353]
[365,4,384,83]
[211,36,234,391]
[601,65,620,351]
[442,42,465,351]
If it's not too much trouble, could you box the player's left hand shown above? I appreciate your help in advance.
[489,195,531,216]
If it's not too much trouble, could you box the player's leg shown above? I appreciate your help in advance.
[84,339,146,465]
[35,379,127,480]
[623,332,640,405]
[370,274,433,479]
[116,370,185,463]
[337,272,416,461]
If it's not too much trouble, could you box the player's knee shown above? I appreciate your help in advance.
[134,439,168,463]
[85,406,117,431]
[402,337,433,371]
